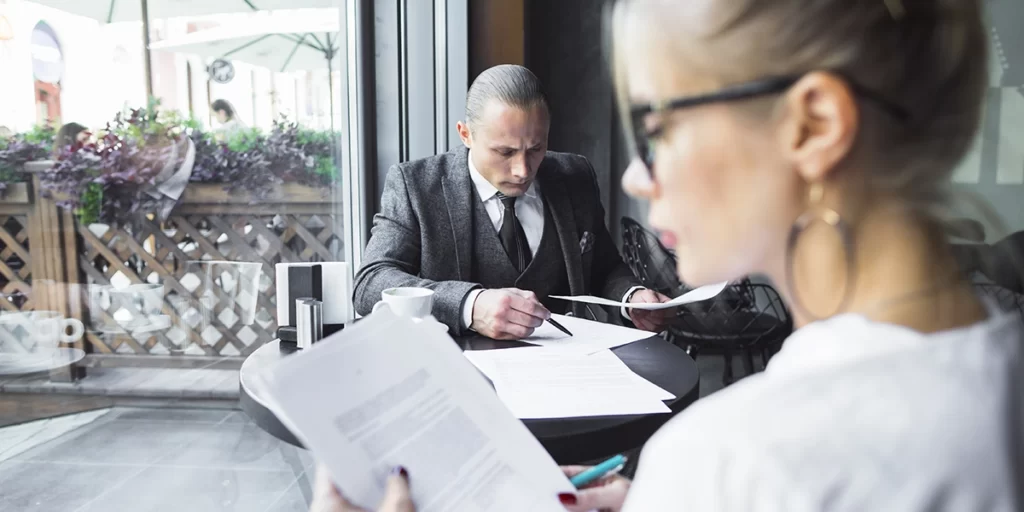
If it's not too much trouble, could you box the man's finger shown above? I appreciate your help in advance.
[378,471,415,512]
[506,288,539,301]
[495,322,534,340]
[507,294,550,320]
[503,309,545,329]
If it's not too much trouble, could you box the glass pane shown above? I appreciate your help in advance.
[0,2,351,505]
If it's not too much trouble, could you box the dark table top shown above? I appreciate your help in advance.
[240,334,700,465]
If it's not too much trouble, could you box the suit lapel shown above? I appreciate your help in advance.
[538,167,585,301]
[442,147,474,281]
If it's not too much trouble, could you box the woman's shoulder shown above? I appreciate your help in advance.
[630,314,1024,510]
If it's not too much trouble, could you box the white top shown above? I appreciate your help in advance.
[624,308,1024,511]
[461,151,639,328]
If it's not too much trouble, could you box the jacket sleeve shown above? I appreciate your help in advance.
[580,157,641,306]
[352,165,480,334]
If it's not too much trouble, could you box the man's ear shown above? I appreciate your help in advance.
[776,72,859,183]
[456,121,472,148]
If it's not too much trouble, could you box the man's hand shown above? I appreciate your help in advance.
[470,288,551,340]
[627,289,675,332]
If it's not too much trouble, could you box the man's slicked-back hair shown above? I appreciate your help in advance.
[465,64,549,128]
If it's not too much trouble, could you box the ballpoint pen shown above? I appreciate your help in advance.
[570,454,627,488]
[546,317,573,337]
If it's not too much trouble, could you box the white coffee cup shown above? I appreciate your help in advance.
[0,311,85,353]
[372,287,434,319]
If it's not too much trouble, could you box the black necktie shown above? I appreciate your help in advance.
[496,193,532,273]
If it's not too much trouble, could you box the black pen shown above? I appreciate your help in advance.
[546,317,573,337]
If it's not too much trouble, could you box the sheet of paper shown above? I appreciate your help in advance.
[521,314,653,353]
[464,348,673,419]
[551,280,729,310]
[258,310,574,511]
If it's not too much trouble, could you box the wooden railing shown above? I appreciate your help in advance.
[2,162,343,380]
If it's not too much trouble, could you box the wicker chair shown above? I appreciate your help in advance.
[621,217,793,385]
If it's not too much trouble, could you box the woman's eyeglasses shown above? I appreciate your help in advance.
[628,74,910,175]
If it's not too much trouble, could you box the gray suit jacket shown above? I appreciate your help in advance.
[354,146,639,334]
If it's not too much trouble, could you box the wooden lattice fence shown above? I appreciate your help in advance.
[0,163,343,380]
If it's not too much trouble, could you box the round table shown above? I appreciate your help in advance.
[0,348,86,376]
[240,336,700,464]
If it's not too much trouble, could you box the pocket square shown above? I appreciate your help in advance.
[579,231,594,254]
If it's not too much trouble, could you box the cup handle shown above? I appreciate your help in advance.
[60,318,85,343]
[371,301,389,314]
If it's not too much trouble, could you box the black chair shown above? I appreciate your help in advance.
[621,217,793,385]
[973,283,1024,327]
[985,231,1024,294]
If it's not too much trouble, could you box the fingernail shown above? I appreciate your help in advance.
[391,466,409,479]
[558,493,577,505]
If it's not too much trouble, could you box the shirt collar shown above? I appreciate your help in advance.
[766,304,1015,378]
[467,149,539,202]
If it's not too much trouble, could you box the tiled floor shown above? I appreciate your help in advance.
[0,367,240,400]
[0,407,315,512]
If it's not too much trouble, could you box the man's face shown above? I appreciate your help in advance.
[458,100,550,197]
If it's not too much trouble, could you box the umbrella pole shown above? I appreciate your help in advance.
[141,0,154,99]
[326,34,335,132]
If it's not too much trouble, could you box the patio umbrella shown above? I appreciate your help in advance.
[149,12,341,128]
[27,0,336,24]
[27,0,337,96]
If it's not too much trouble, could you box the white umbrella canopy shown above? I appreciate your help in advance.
[149,10,341,72]
[27,0,337,24]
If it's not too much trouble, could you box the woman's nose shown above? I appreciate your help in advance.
[622,158,656,199]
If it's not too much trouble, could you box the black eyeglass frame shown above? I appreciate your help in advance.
[628,74,910,172]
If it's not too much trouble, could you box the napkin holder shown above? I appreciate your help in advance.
[276,262,352,345]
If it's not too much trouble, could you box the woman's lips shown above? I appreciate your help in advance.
[659,231,678,248]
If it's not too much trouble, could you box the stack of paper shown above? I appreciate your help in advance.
[521,314,653,353]
[464,348,674,419]
[256,310,574,511]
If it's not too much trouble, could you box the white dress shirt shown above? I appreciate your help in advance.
[461,151,641,328]
[623,306,1024,511]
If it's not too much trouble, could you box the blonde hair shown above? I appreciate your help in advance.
[610,0,989,209]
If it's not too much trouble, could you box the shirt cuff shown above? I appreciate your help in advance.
[462,289,484,330]
[621,286,645,320]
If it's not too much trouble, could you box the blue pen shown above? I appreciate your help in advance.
[570,454,627,488]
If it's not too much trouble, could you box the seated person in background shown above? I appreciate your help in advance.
[211,99,246,139]
[53,122,90,157]
[354,65,674,339]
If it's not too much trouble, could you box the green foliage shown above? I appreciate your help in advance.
[23,102,339,226]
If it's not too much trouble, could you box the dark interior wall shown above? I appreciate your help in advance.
[525,0,613,209]
[468,0,525,81]
[524,0,644,241]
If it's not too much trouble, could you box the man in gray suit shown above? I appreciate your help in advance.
[354,65,673,339]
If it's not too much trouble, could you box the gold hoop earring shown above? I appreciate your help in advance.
[784,183,857,321]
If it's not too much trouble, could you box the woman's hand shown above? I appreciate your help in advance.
[310,464,414,512]
[559,466,631,512]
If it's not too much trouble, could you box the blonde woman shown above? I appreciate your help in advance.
[312,0,1023,510]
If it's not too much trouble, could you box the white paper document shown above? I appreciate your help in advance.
[551,281,729,310]
[520,314,654,353]
[464,348,673,419]
[257,310,574,511]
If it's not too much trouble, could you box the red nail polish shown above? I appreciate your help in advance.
[391,466,409,479]
[558,493,577,505]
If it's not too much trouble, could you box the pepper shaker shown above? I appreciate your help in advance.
[296,298,324,349]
